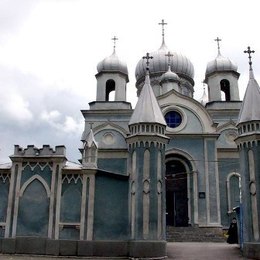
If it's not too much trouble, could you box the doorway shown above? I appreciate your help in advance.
[166,159,189,227]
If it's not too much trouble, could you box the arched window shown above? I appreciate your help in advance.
[105,79,115,101]
[226,172,240,213]
[220,79,231,101]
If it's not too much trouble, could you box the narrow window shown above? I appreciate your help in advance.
[220,79,231,101]
[105,79,115,101]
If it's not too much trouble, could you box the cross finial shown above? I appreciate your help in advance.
[111,36,118,52]
[244,46,255,70]
[165,51,174,67]
[158,19,167,42]
[142,52,153,71]
[214,37,222,55]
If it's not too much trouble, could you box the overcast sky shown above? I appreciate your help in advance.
[1,0,260,164]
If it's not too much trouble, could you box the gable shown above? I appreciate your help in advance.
[158,90,216,134]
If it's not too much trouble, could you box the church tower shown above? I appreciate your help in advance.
[205,37,240,102]
[236,47,260,256]
[127,53,169,244]
[96,36,128,102]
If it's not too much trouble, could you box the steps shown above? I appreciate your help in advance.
[166,226,226,242]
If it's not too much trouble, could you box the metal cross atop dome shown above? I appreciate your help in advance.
[244,46,255,70]
[159,19,167,41]
[165,51,173,67]
[111,36,118,52]
[214,37,222,54]
[143,52,153,71]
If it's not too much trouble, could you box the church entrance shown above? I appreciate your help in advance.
[166,158,189,227]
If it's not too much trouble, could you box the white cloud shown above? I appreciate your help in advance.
[2,92,33,122]
[41,110,61,121]
[40,110,83,134]
[63,116,83,134]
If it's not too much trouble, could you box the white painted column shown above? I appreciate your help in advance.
[157,151,162,239]
[80,174,87,240]
[248,150,259,240]
[204,139,210,225]
[48,163,56,238]
[214,145,221,225]
[193,171,199,225]
[5,164,17,238]
[131,151,136,239]
[143,149,150,239]
[187,169,191,225]
[54,166,63,239]
[86,173,95,240]
[11,162,23,237]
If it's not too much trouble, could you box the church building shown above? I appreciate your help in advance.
[0,20,260,259]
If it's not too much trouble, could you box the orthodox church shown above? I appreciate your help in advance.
[0,21,260,259]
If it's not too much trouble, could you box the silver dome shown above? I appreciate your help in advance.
[160,66,180,83]
[206,54,238,75]
[135,43,194,84]
[97,51,128,76]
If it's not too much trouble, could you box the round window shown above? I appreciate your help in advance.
[165,111,182,128]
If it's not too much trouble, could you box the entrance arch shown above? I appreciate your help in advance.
[165,153,195,227]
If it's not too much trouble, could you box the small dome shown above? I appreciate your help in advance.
[160,66,180,83]
[206,54,238,75]
[135,42,194,84]
[97,51,128,76]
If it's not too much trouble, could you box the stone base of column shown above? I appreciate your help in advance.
[243,242,260,259]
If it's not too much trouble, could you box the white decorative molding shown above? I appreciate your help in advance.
[162,105,187,133]
[226,172,240,213]
[22,161,53,171]
[19,174,51,198]
[62,174,83,184]
[0,173,10,183]
[143,149,150,239]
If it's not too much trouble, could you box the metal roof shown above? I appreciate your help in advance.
[129,71,166,126]
[237,69,260,124]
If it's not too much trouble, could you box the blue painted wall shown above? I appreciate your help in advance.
[98,158,127,175]
[94,172,129,240]
[17,179,49,237]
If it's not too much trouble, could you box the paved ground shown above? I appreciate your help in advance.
[167,242,249,259]
[0,242,252,259]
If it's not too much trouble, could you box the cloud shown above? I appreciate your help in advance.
[0,0,39,43]
[1,92,33,123]
[0,65,87,163]
[40,110,83,134]
[41,110,61,121]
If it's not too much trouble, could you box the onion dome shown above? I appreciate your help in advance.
[206,54,238,75]
[206,39,238,75]
[160,66,180,83]
[97,50,128,79]
[135,42,194,85]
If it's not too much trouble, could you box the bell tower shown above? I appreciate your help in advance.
[204,37,240,102]
[95,36,129,102]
